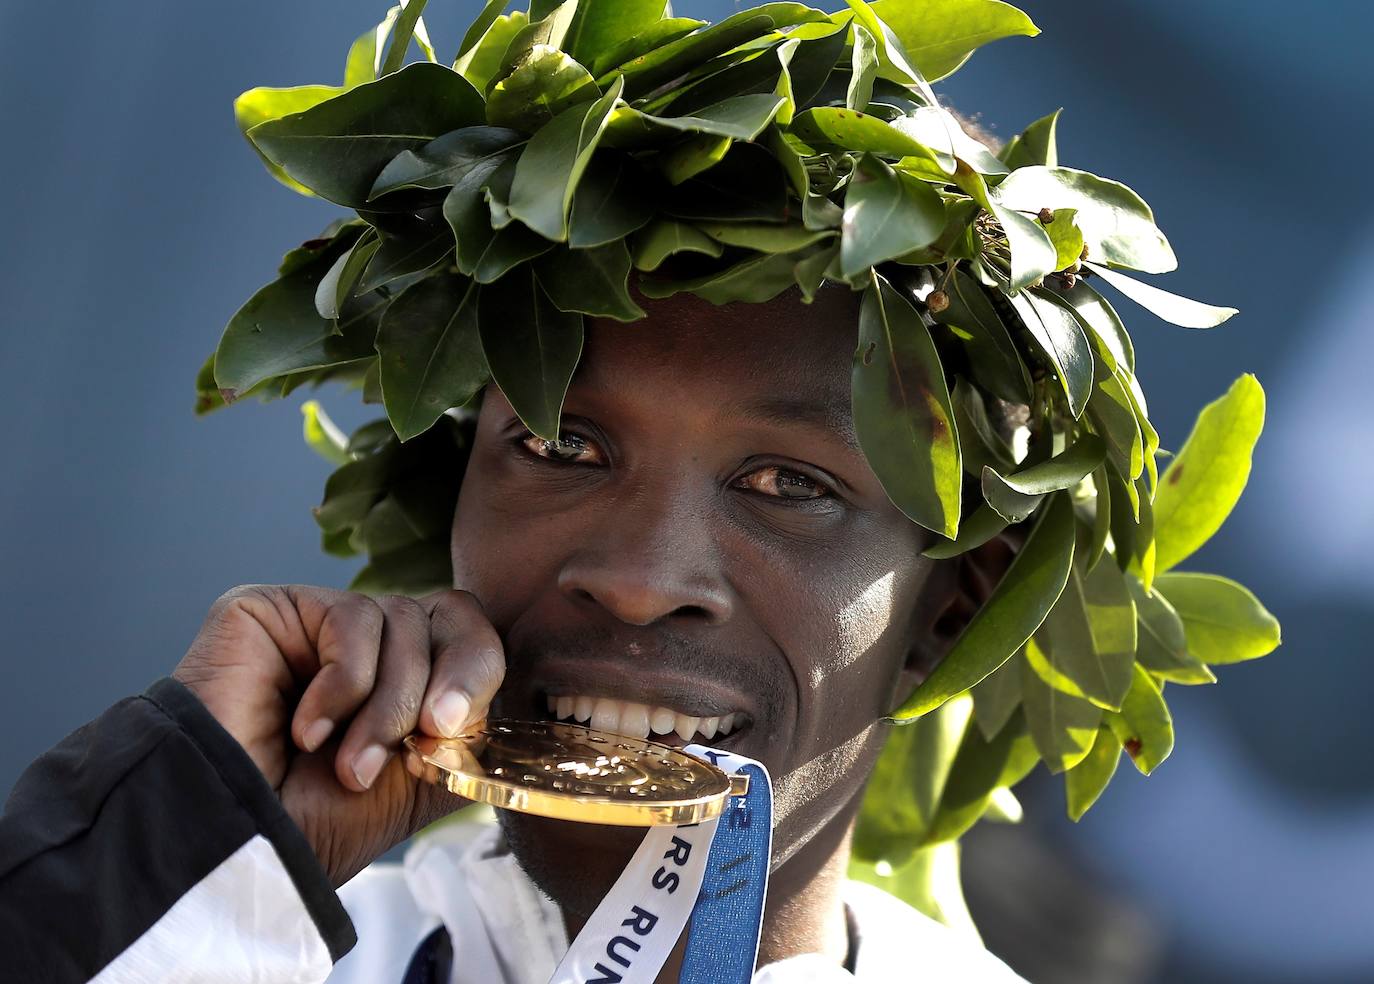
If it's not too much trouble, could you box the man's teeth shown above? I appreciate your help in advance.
[545,695,741,742]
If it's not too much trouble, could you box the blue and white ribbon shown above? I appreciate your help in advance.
[548,747,773,984]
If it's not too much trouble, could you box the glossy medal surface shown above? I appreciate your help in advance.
[404,719,746,826]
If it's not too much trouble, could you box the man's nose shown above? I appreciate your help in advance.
[556,487,734,627]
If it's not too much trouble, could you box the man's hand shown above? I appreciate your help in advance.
[172,585,504,887]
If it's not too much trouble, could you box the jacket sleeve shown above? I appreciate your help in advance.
[0,677,356,984]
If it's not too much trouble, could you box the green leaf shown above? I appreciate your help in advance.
[376,272,489,441]
[479,267,584,441]
[1006,289,1094,417]
[1153,572,1280,665]
[454,10,528,92]
[1022,640,1102,773]
[1000,108,1059,170]
[345,6,400,88]
[587,17,705,78]
[892,492,1076,720]
[315,229,380,320]
[956,166,1057,292]
[607,93,789,145]
[1034,560,1136,710]
[1065,724,1120,820]
[867,0,1039,82]
[564,0,667,69]
[854,696,973,855]
[1128,576,1216,684]
[969,653,1021,740]
[981,434,1104,524]
[651,39,789,119]
[922,502,1009,561]
[1088,465,1112,570]
[489,1,579,90]
[350,540,454,598]
[995,167,1175,274]
[348,5,428,87]
[638,250,804,304]
[314,451,394,532]
[1152,374,1265,572]
[630,219,724,271]
[848,23,879,111]
[851,276,961,537]
[697,222,832,254]
[536,241,644,321]
[790,107,941,162]
[379,0,432,76]
[924,716,1030,843]
[1085,263,1238,328]
[300,400,353,466]
[841,155,945,278]
[369,125,525,197]
[659,133,734,185]
[568,154,658,247]
[247,64,485,207]
[931,272,1031,404]
[357,225,454,295]
[454,0,511,65]
[948,378,1012,478]
[234,85,344,196]
[1042,279,1133,372]
[893,107,1007,176]
[793,244,839,301]
[665,143,790,223]
[1041,207,1084,271]
[214,238,384,399]
[611,4,831,97]
[508,76,624,242]
[764,124,808,199]
[443,156,551,283]
[486,45,600,132]
[1106,663,1173,774]
[782,21,850,110]
[1088,372,1144,485]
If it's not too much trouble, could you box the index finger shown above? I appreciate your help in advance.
[416,589,506,738]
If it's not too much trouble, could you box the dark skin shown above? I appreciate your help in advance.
[172,285,1007,978]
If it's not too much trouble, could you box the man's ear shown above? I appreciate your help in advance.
[902,530,1022,688]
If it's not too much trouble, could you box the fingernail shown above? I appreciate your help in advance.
[353,744,388,789]
[431,692,471,738]
[302,719,334,753]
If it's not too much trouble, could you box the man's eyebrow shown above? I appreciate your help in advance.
[722,396,861,455]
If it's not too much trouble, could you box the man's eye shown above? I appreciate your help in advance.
[735,466,832,501]
[518,431,605,465]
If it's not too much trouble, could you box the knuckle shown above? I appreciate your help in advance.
[341,593,386,630]
[333,662,375,703]
[379,594,428,627]
[210,583,276,616]
[467,645,506,696]
[432,589,487,621]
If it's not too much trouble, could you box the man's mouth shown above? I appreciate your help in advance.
[542,694,749,746]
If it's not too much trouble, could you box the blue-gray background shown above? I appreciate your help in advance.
[1,2,1368,981]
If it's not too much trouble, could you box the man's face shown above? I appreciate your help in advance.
[449,287,950,912]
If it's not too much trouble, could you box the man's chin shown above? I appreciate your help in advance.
[497,811,650,923]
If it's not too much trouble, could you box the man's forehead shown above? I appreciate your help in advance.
[720,394,861,455]
[564,298,860,452]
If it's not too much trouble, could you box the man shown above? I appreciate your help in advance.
[0,1,1276,980]
[0,285,1024,982]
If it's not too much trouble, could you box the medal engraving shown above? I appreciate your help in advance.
[405,720,735,826]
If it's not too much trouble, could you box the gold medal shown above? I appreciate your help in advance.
[404,719,748,826]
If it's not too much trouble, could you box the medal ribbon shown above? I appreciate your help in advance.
[679,746,774,984]
[547,748,773,984]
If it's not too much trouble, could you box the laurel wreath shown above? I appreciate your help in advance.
[196,0,1280,920]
